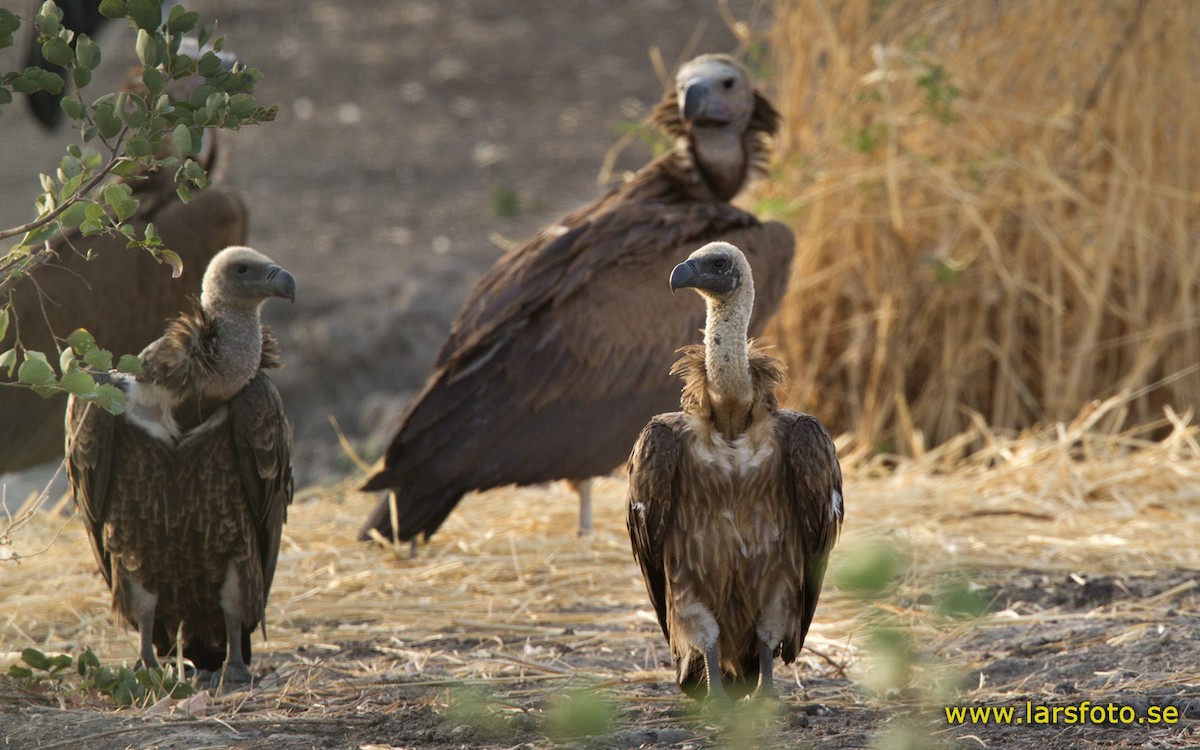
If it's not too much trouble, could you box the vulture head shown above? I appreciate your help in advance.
[201,246,297,314]
[675,54,755,134]
[670,241,754,306]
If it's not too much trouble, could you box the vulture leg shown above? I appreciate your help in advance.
[754,639,777,700]
[215,565,253,690]
[125,576,160,671]
[214,610,253,690]
[570,478,594,535]
[702,642,732,706]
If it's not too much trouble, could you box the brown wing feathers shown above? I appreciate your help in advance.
[361,55,795,544]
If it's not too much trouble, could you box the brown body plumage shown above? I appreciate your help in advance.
[627,242,842,701]
[360,54,795,544]
[1,110,246,474]
[66,246,294,685]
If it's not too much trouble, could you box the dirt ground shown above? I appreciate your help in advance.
[2,2,1200,749]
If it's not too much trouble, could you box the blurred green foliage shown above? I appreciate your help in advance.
[0,0,275,414]
[6,646,194,706]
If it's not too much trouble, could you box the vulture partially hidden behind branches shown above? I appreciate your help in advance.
[66,246,295,687]
[627,242,843,702]
[360,54,794,545]
[0,67,248,475]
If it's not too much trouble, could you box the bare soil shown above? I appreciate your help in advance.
[2,569,1198,749]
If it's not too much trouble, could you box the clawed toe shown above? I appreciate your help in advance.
[208,662,253,692]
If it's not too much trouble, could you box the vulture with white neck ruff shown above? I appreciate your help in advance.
[360,54,794,546]
[626,241,843,702]
[65,246,295,688]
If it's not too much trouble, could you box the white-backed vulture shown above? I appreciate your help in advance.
[66,246,294,687]
[626,241,843,702]
[0,103,246,474]
[360,54,794,544]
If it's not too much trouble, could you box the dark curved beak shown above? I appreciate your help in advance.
[681,80,710,122]
[266,264,296,302]
[669,259,700,293]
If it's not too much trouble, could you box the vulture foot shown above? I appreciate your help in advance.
[206,662,253,692]
[133,657,160,672]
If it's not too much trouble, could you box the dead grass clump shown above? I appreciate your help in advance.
[765,0,1200,456]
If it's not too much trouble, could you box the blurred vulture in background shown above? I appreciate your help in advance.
[360,54,795,546]
[66,246,294,687]
[0,75,247,475]
[627,242,842,702]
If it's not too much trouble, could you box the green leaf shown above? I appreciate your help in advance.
[143,221,162,245]
[170,681,195,699]
[125,135,152,158]
[92,101,122,139]
[116,354,142,375]
[102,183,137,222]
[71,65,92,89]
[156,249,183,278]
[59,345,75,374]
[74,34,101,69]
[84,347,112,370]
[135,28,159,67]
[42,38,74,68]
[229,92,255,118]
[127,0,163,31]
[198,51,223,78]
[77,649,101,676]
[98,0,127,19]
[57,200,89,229]
[166,5,199,34]
[60,95,84,121]
[21,648,50,671]
[46,654,74,671]
[95,382,125,414]
[60,367,97,396]
[67,328,97,355]
[0,9,19,36]
[0,89,12,107]
[171,122,193,156]
[171,54,196,79]
[175,185,192,203]
[35,3,63,37]
[10,69,40,95]
[142,65,164,96]
[34,67,64,95]
[121,94,147,128]
[59,153,83,178]
[7,665,33,680]
[0,308,8,341]
[0,348,17,377]
[17,355,55,386]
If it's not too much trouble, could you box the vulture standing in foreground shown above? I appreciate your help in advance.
[627,242,843,702]
[66,246,295,687]
[0,79,247,475]
[361,54,794,545]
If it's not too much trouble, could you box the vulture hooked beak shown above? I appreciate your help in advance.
[265,264,297,302]
[670,255,738,296]
[670,259,701,293]
[681,77,735,126]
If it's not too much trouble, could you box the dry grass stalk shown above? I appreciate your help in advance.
[765,0,1200,456]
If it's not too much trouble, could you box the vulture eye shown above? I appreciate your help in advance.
[722,78,735,90]
[713,258,728,270]
[235,264,249,275]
